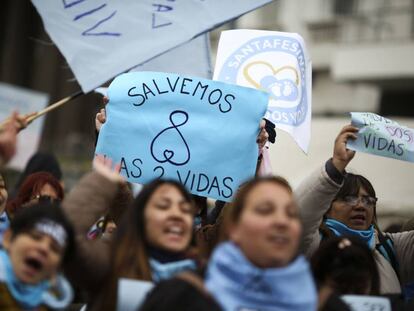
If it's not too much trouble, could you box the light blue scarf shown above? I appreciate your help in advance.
[0,249,73,309]
[325,218,376,249]
[0,212,10,246]
[205,242,317,311]
[0,249,49,309]
[149,258,197,283]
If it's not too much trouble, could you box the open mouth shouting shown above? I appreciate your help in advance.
[21,255,45,282]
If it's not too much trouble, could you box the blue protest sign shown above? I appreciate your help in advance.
[347,112,414,163]
[95,72,268,201]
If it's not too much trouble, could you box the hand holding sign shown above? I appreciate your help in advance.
[333,125,358,173]
[95,72,268,201]
[0,112,19,165]
[347,112,414,163]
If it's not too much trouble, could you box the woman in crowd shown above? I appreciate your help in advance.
[311,236,380,311]
[0,202,75,310]
[6,171,64,220]
[295,125,414,295]
[10,152,64,200]
[0,174,9,243]
[140,274,222,311]
[63,156,199,310]
[205,176,317,311]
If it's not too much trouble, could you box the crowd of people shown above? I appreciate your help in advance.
[0,103,413,311]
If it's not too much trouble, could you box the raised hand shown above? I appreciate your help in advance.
[95,96,109,132]
[0,112,19,164]
[93,154,124,183]
[332,124,359,173]
[257,119,269,150]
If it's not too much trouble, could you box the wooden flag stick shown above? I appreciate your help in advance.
[0,90,84,131]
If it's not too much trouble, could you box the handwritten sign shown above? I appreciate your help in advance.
[347,112,414,163]
[342,295,391,311]
[117,279,153,311]
[214,30,312,153]
[0,83,49,170]
[95,72,268,201]
[31,0,272,92]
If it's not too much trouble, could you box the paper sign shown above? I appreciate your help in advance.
[214,30,312,152]
[117,279,154,311]
[31,0,271,92]
[342,295,391,311]
[0,83,49,170]
[95,71,268,201]
[347,112,414,163]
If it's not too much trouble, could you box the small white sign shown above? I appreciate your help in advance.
[117,279,154,311]
[342,295,391,311]
[0,83,49,170]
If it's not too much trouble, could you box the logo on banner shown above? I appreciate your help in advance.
[217,35,308,126]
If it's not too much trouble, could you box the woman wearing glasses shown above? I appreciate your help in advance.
[6,172,63,220]
[295,125,414,296]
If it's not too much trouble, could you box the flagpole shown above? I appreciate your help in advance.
[0,90,84,131]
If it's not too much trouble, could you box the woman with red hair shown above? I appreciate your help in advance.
[6,172,63,219]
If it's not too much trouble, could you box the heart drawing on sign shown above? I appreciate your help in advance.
[163,150,174,160]
[243,61,300,102]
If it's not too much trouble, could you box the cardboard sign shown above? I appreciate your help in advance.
[95,71,268,201]
[342,295,391,311]
[347,112,414,163]
[117,279,153,311]
[214,29,312,152]
[0,83,49,170]
[31,0,271,92]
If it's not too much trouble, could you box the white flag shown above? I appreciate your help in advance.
[31,0,271,92]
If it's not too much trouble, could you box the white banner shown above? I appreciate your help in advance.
[0,83,49,170]
[31,0,271,92]
[214,30,312,153]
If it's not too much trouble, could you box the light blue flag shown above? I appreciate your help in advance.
[130,34,212,79]
[31,0,271,92]
[347,112,414,163]
[95,72,268,201]
[94,34,212,96]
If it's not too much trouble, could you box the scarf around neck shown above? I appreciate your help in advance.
[0,249,73,309]
[0,249,49,309]
[149,258,197,283]
[205,241,317,311]
[324,218,375,249]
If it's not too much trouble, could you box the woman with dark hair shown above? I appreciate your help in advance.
[311,236,379,311]
[6,172,64,220]
[63,157,198,310]
[296,125,414,295]
[205,176,317,311]
[140,274,222,311]
[10,152,63,201]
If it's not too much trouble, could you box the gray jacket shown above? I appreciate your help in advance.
[295,164,414,294]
